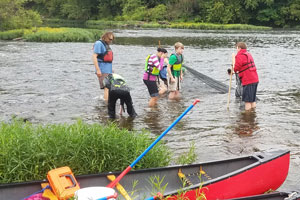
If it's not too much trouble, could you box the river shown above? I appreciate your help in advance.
[0,29,299,190]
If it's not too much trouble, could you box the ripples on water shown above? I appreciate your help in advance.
[0,29,299,189]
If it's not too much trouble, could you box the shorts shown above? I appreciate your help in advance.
[242,82,258,102]
[97,73,110,89]
[168,75,181,92]
[157,78,167,91]
[143,79,159,97]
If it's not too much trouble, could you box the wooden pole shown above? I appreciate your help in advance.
[227,53,235,109]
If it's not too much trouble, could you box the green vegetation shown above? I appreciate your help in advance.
[86,20,271,30]
[175,142,197,165]
[1,0,300,32]
[0,27,103,42]
[0,119,171,184]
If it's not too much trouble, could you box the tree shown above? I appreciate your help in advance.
[0,0,42,31]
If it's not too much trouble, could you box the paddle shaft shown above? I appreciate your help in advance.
[107,99,200,188]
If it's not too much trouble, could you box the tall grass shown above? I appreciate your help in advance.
[0,29,24,40]
[0,119,171,184]
[86,20,272,31]
[0,27,103,42]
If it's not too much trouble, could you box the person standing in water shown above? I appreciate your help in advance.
[232,42,259,111]
[143,48,168,107]
[92,32,114,102]
[167,42,184,100]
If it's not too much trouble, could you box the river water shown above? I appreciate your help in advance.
[0,29,299,190]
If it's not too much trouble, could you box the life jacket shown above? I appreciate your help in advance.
[238,52,256,75]
[108,74,129,91]
[171,53,183,71]
[236,50,259,85]
[145,54,160,76]
[97,40,113,63]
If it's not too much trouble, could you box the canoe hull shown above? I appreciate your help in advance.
[166,149,290,199]
[0,149,290,200]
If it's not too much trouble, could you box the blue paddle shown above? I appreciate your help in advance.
[107,99,200,189]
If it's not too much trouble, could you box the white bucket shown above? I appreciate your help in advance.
[74,187,116,200]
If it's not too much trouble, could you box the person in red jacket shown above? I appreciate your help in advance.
[232,42,259,111]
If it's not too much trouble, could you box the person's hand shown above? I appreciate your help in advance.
[180,74,183,81]
[227,68,232,75]
[96,70,102,77]
[170,77,175,83]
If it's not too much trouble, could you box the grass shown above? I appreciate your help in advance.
[0,27,103,42]
[176,142,197,165]
[86,20,272,31]
[0,119,171,184]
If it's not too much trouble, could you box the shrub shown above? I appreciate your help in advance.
[0,29,24,40]
[0,119,171,183]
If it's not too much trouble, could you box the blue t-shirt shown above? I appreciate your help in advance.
[93,40,113,74]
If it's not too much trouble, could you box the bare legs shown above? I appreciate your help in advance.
[168,91,180,100]
[245,102,256,111]
[149,96,158,107]
[104,88,109,102]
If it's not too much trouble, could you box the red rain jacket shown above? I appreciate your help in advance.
[234,49,259,86]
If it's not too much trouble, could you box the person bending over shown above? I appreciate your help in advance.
[103,74,137,119]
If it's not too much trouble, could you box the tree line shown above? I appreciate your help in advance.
[1,0,300,31]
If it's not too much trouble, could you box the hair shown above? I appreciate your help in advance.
[157,47,168,53]
[236,42,247,49]
[101,32,114,43]
[174,42,184,50]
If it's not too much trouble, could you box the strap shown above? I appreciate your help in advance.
[238,53,256,74]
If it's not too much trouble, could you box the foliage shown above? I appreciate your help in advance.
[0,119,171,183]
[1,0,300,31]
[23,27,94,42]
[175,142,197,165]
[0,0,42,31]
[0,29,24,40]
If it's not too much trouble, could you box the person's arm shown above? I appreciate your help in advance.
[180,68,183,81]
[119,99,125,115]
[233,55,241,73]
[167,55,176,82]
[93,53,101,77]
[167,63,175,83]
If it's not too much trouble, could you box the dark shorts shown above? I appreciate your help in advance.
[242,82,258,102]
[143,79,158,97]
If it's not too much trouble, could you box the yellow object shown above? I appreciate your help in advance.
[200,166,212,180]
[178,168,192,186]
[107,175,132,200]
[47,166,80,200]
[41,183,58,200]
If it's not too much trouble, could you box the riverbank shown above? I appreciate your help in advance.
[0,19,272,42]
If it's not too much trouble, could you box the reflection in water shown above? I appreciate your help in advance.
[118,116,135,130]
[143,107,165,135]
[234,110,259,136]
[95,101,135,130]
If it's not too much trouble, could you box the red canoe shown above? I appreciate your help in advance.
[0,149,290,200]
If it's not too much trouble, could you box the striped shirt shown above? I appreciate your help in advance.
[143,54,163,81]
